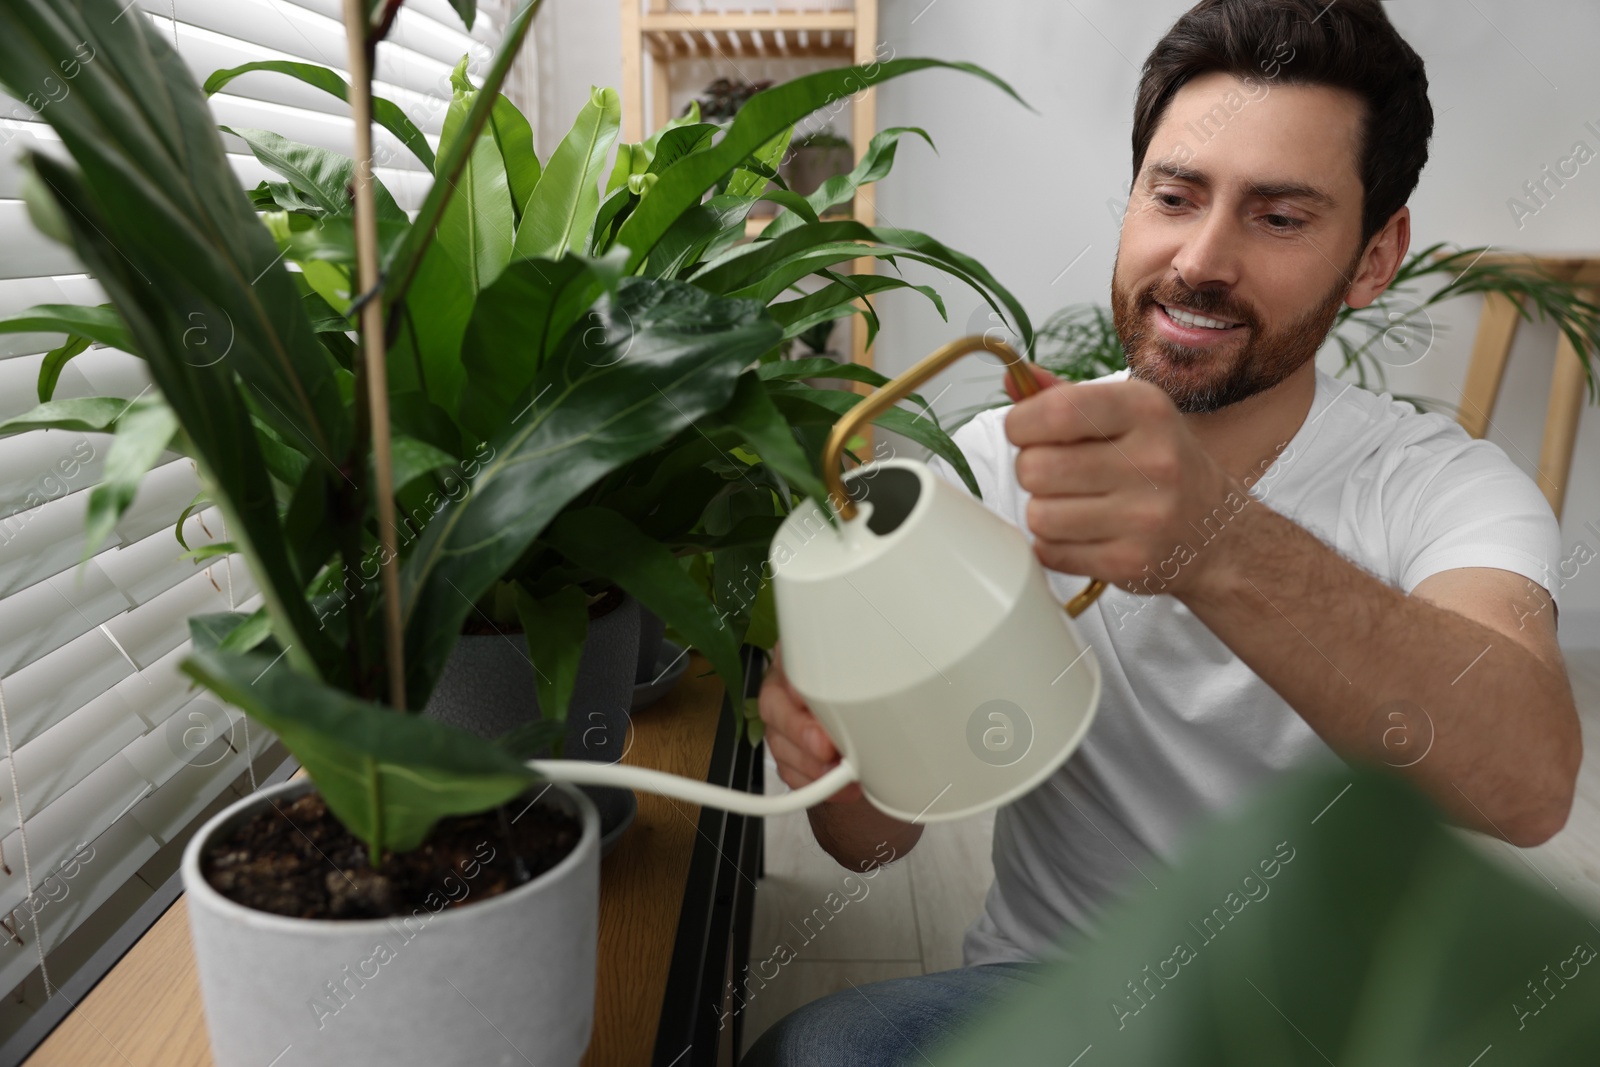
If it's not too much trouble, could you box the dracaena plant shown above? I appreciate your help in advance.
[0,0,1038,859]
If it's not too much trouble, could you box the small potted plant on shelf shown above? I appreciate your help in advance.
[781,124,857,206]
[0,0,1038,1062]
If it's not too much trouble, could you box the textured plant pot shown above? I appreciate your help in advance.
[635,606,667,684]
[182,777,600,1067]
[423,592,640,762]
[781,143,855,198]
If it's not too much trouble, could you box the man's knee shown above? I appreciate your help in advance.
[739,965,1037,1067]
[739,982,920,1067]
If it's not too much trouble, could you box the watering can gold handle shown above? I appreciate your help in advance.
[821,334,1107,620]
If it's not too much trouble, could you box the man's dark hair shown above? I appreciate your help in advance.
[1131,0,1433,249]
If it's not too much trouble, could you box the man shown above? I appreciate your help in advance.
[742,1,1582,1064]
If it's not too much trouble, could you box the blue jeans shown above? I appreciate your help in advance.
[738,961,1051,1067]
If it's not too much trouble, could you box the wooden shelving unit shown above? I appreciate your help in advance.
[1450,253,1599,520]
[619,2,881,382]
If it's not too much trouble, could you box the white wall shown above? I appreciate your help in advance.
[539,0,1600,645]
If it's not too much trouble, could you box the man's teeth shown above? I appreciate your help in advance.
[1162,305,1238,330]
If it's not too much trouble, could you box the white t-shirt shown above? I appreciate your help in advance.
[923,365,1565,967]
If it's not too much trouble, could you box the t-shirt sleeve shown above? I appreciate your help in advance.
[1390,436,1565,622]
[924,407,1010,507]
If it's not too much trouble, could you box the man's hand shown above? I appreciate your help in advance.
[1003,363,1246,599]
[758,642,864,805]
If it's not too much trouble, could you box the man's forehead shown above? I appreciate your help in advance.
[1143,73,1365,205]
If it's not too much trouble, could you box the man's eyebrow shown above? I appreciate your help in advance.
[1143,160,1338,210]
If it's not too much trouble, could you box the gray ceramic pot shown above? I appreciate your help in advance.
[635,606,666,684]
[423,592,640,763]
[182,777,600,1067]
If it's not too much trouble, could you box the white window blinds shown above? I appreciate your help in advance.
[0,0,519,1046]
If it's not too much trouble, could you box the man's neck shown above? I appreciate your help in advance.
[1180,359,1319,485]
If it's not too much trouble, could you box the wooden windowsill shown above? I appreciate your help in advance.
[23,652,731,1067]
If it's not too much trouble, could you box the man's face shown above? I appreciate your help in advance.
[1111,71,1370,414]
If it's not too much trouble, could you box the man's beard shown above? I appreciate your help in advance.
[1110,255,1355,414]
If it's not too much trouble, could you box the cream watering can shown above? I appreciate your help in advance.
[527,336,1106,822]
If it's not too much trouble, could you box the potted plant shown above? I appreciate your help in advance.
[3,44,1033,758]
[0,0,1039,1062]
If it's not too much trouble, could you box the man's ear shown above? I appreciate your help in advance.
[1345,206,1411,310]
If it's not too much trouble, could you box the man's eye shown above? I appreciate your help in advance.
[1154,193,1188,208]
[1263,213,1305,230]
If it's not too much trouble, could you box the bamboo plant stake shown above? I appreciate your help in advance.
[341,0,407,710]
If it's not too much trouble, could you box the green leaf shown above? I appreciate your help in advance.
[930,764,1600,1066]
[488,92,542,228]
[0,303,134,401]
[174,490,210,551]
[221,127,406,221]
[38,336,91,403]
[693,220,1033,351]
[760,127,934,241]
[457,250,627,440]
[765,379,981,499]
[447,0,477,31]
[741,693,766,745]
[390,433,460,492]
[744,573,778,650]
[203,60,436,170]
[400,277,782,703]
[188,609,273,654]
[492,716,566,762]
[707,489,773,648]
[604,142,650,198]
[436,58,516,293]
[647,122,720,176]
[513,86,622,260]
[83,396,179,559]
[0,397,131,436]
[511,583,587,749]
[643,194,756,280]
[587,184,637,256]
[603,103,704,197]
[390,241,476,408]
[182,648,543,855]
[715,371,828,504]
[382,0,542,310]
[179,541,238,563]
[726,125,793,200]
[0,0,346,683]
[615,59,1028,271]
[767,272,947,347]
[542,507,745,724]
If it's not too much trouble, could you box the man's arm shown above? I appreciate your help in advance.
[758,640,925,871]
[1177,498,1581,846]
[1001,365,1580,848]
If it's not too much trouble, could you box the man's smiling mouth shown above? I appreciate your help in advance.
[1158,304,1244,330]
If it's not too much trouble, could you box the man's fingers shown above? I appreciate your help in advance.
[1014,440,1131,496]
[1005,378,1145,448]
[767,731,831,782]
[1003,361,1057,403]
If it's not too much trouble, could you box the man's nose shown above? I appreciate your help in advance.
[1170,206,1243,291]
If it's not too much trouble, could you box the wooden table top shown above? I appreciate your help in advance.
[23,652,727,1067]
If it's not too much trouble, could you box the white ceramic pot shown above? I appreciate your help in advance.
[182,778,600,1067]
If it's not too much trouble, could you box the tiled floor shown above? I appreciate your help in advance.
[736,646,1600,1059]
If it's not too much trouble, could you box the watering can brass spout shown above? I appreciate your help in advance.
[823,334,1107,620]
